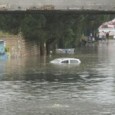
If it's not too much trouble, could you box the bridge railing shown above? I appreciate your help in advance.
[0,3,115,11]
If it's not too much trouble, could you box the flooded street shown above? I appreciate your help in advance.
[0,40,115,115]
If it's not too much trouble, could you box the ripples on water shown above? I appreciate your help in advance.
[0,40,115,115]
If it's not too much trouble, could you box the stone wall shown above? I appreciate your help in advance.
[0,35,40,58]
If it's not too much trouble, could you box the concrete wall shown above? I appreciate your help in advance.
[0,36,40,57]
[0,0,115,11]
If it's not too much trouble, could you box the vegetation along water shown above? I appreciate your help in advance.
[0,13,115,55]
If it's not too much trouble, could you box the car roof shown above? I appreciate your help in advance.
[55,58,78,61]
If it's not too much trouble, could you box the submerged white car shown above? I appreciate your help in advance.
[50,58,81,64]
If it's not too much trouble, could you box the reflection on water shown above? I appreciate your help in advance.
[0,40,115,115]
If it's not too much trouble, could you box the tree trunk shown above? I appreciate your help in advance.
[46,42,50,55]
[40,42,46,56]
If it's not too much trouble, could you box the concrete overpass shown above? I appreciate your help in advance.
[0,0,115,13]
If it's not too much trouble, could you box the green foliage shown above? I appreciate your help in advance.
[0,13,114,49]
[0,14,24,34]
[21,14,46,42]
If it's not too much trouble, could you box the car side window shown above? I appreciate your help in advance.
[70,60,78,63]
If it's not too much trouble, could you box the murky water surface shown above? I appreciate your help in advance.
[0,40,115,115]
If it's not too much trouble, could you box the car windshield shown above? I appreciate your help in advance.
[61,60,69,63]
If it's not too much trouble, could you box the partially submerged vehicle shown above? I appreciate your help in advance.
[56,48,75,54]
[50,58,81,64]
[0,40,9,60]
[0,40,5,55]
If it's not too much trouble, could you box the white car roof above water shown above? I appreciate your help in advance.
[50,58,81,64]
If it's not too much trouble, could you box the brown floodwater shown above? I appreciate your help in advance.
[0,40,115,115]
